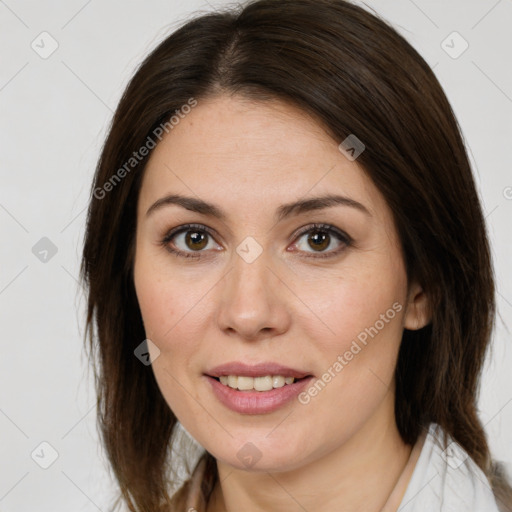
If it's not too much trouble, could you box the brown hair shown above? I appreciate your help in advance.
[79,0,512,510]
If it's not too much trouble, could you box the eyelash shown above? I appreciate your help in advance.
[159,223,352,260]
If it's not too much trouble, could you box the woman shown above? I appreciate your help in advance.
[80,0,512,510]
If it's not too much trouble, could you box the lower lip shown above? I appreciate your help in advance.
[204,375,314,414]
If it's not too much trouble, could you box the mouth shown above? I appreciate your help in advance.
[203,361,315,414]
[204,372,315,414]
[208,374,312,392]
[205,361,314,392]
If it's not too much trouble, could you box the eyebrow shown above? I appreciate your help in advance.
[145,193,371,221]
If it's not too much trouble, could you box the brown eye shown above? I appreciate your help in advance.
[161,223,220,259]
[307,230,331,251]
[161,222,351,261]
[292,223,352,259]
[184,230,208,251]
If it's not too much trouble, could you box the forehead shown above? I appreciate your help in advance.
[138,94,385,220]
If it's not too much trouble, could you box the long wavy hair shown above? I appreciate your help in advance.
[79,0,512,510]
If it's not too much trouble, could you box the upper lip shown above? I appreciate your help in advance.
[206,362,312,379]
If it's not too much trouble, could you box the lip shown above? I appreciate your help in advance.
[204,374,314,414]
[205,361,312,379]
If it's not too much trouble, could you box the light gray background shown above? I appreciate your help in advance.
[1,0,511,510]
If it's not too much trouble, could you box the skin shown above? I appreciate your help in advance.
[133,94,430,512]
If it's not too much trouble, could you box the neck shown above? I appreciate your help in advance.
[207,392,414,512]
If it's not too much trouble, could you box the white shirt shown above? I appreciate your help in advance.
[397,422,500,511]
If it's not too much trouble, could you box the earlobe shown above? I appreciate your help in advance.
[404,282,431,330]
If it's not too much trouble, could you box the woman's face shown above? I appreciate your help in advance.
[133,94,427,472]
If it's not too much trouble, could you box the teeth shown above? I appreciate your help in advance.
[218,375,297,391]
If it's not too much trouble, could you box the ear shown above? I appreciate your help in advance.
[403,281,431,330]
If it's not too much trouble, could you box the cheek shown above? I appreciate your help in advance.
[133,250,221,384]
[295,259,407,422]
[295,256,407,421]
[133,258,208,420]
[305,255,406,353]
[134,249,197,342]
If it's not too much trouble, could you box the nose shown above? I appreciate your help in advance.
[215,247,292,341]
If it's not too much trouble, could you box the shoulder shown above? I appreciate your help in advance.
[398,423,500,512]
